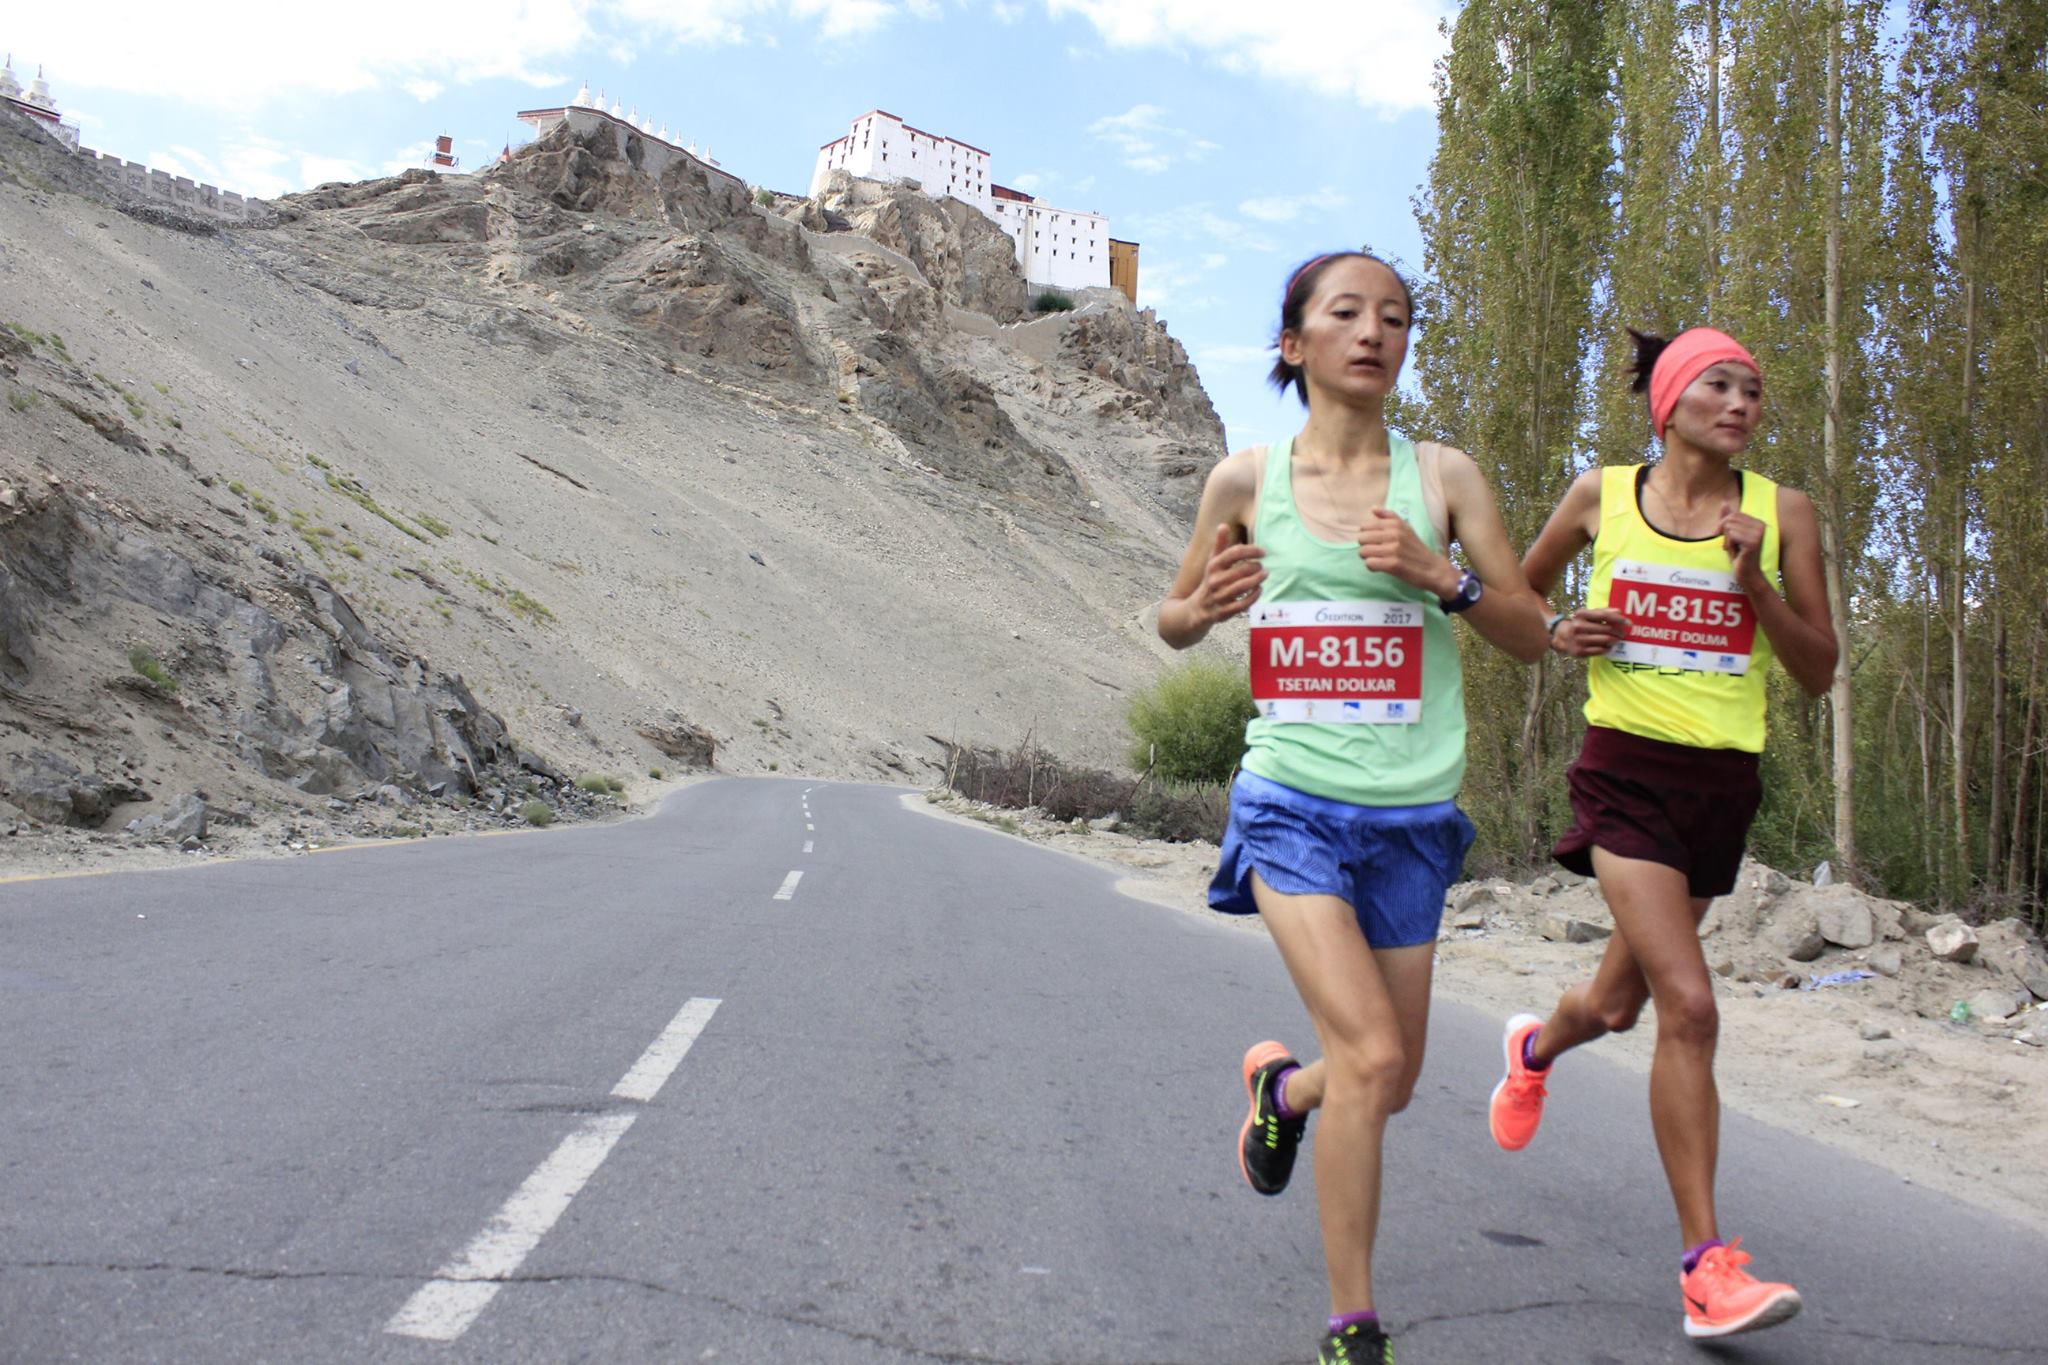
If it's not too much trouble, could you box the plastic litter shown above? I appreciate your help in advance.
[1803,969,1876,991]
[1949,999,1972,1023]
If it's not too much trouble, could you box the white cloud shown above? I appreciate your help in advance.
[991,1,1026,20]
[1088,104,1216,176]
[301,154,376,188]
[1008,171,1044,193]
[6,1,937,107]
[1122,202,1277,254]
[385,141,438,175]
[1047,0,1451,117]
[1193,342,1274,372]
[151,135,380,198]
[1238,186,1349,223]
[1137,253,1232,312]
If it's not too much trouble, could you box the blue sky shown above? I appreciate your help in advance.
[7,0,1452,450]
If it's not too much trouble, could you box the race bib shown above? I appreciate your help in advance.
[1249,599,1424,724]
[1605,559,1757,674]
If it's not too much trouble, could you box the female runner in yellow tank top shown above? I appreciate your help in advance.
[1485,326,1838,1342]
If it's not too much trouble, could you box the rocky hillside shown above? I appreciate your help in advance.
[0,111,1227,858]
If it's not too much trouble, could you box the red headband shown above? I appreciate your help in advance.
[1284,254,1335,301]
[1649,327,1760,437]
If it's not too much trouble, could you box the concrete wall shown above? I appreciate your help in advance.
[527,107,747,194]
[71,143,261,221]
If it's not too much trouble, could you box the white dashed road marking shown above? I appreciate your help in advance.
[803,840,814,854]
[384,996,722,1342]
[773,870,803,901]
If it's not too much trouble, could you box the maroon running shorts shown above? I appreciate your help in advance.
[1551,726,1762,899]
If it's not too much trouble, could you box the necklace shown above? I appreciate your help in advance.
[1644,462,1738,538]
[1298,445,1385,535]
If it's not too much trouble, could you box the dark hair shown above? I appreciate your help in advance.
[1626,326,1670,394]
[1268,251,1416,406]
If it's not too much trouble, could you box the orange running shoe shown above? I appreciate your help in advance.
[1238,1041,1305,1195]
[1680,1239,1803,1339]
[1487,1013,1549,1151]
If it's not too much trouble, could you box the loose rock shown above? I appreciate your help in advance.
[1927,920,1979,964]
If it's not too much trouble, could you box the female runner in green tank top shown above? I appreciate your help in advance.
[1486,326,1839,1342]
[1156,252,1549,1364]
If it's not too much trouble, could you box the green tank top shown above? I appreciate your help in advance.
[1240,435,1467,806]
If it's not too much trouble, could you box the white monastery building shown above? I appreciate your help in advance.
[516,83,741,189]
[812,109,1137,302]
[1,55,80,150]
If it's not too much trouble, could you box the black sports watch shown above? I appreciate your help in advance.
[1440,568,1483,614]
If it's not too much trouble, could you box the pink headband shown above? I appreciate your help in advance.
[1649,327,1760,437]
[1284,254,1335,301]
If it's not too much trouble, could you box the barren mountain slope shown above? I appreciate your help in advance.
[0,114,1227,856]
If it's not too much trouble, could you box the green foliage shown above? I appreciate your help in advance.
[754,187,776,207]
[288,509,339,558]
[1125,657,1255,784]
[649,767,665,780]
[95,372,147,421]
[1412,0,2048,924]
[1034,290,1076,312]
[412,511,452,537]
[127,647,178,692]
[576,773,626,795]
[506,590,553,623]
[228,482,279,523]
[323,470,430,541]
[518,800,555,826]
[6,388,35,413]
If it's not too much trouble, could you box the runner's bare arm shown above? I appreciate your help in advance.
[1725,487,1836,696]
[1432,446,1550,663]
[1157,449,1265,650]
[1524,469,1627,658]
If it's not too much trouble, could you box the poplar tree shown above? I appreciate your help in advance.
[1413,0,1615,858]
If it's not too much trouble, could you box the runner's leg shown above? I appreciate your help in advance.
[1530,932,1651,1065]
[1252,872,1430,1315]
[1588,848,1720,1247]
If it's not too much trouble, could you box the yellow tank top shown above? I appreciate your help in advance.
[1583,464,1780,752]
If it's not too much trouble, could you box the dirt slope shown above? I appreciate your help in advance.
[0,112,1227,863]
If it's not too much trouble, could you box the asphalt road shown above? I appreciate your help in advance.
[1,778,2040,1363]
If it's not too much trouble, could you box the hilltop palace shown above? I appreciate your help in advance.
[3,49,1135,300]
[812,110,1138,304]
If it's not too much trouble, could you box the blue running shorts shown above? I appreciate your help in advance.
[1209,770,1477,949]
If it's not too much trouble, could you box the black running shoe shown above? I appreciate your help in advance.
[1318,1321,1394,1364]
[1239,1041,1306,1195]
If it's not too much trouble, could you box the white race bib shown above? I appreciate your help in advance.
[1249,599,1424,724]
[1605,559,1758,675]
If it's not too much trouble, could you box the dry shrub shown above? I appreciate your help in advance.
[939,740,1228,844]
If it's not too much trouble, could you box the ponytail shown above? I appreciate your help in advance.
[1626,326,1670,395]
